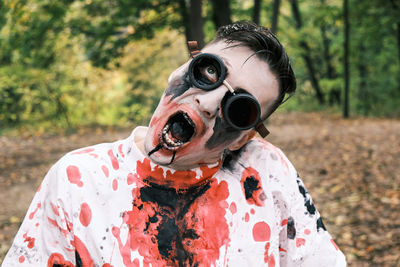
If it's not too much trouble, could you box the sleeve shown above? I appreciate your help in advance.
[2,159,76,267]
[274,149,347,267]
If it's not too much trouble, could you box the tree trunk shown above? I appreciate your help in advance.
[390,0,400,91]
[289,0,325,104]
[252,0,262,25]
[178,0,205,49]
[343,0,350,118]
[210,0,232,29]
[357,44,369,115]
[271,0,281,34]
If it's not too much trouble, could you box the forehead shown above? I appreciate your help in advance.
[200,41,279,116]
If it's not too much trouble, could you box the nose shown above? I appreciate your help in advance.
[194,87,227,119]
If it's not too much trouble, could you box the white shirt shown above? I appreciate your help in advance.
[2,127,346,266]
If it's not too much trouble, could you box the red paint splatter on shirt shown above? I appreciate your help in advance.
[72,148,95,155]
[112,179,118,191]
[29,202,41,220]
[331,238,339,250]
[66,165,83,187]
[23,233,35,249]
[245,212,250,222]
[252,221,271,242]
[102,264,114,267]
[102,165,109,178]
[304,229,311,235]
[250,208,255,215]
[279,247,287,252]
[72,235,94,267]
[281,219,288,226]
[241,167,265,206]
[296,238,306,247]
[118,144,125,158]
[229,202,237,214]
[47,253,74,267]
[113,177,230,266]
[50,202,59,216]
[127,173,137,185]
[79,202,92,227]
[19,255,25,263]
[136,158,221,189]
[108,149,119,170]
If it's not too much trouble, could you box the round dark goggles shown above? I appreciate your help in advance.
[188,53,261,131]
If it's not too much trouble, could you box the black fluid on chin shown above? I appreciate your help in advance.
[206,116,241,149]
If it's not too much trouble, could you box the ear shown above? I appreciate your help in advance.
[228,130,256,151]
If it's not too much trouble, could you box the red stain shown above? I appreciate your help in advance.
[29,202,41,220]
[331,238,339,250]
[79,202,92,227]
[267,254,275,267]
[114,178,230,266]
[136,158,221,189]
[118,144,125,158]
[112,179,118,191]
[35,223,39,227]
[252,221,271,242]
[19,255,25,263]
[279,247,287,252]
[102,264,114,267]
[281,219,288,226]
[102,165,109,178]
[229,202,237,214]
[23,233,35,249]
[72,235,94,267]
[72,148,95,155]
[127,173,137,185]
[50,202,59,216]
[66,165,83,187]
[108,149,119,170]
[304,229,311,235]
[241,167,264,206]
[244,212,250,222]
[37,184,42,192]
[47,253,74,267]
[296,238,306,247]
[250,208,255,214]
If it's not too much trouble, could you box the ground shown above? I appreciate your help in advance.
[0,112,399,266]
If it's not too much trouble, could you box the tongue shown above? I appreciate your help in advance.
[170,121,193,142]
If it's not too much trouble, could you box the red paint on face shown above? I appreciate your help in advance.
[47,253,74,267]
[102,165,109,178]
[19,255,25,263]
[136,158,221,189]
[229,202,237,214]
[252,221,271,242]
[66,165,83,187]
[296,238,306,247]
[79,202,92,227]
[113,177,230,266]
[29,202,41,220]
[241,167,265,206]
[72,148,95,155]
[108,149,119,170]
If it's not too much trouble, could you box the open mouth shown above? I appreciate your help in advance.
[161,112,196,150]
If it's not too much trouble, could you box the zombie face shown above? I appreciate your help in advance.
[144,41,279,169]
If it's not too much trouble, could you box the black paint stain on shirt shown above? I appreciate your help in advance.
[75,250,82,267]
[243,176,260,200]
[139,180,211,265]
[287,216,296,239]
[296,175,316,215]
[317,217,327,232]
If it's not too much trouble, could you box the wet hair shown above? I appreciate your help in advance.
[212,21,296,119]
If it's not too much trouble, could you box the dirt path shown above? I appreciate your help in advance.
[1,112,399,266]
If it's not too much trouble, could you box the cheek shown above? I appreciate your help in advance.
[165,72,192,100]
[205,116,241,149]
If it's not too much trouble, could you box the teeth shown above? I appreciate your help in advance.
[162,124,183,147]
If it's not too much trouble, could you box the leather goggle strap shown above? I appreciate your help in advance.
[188,41,201,58]
[255,122,270,138]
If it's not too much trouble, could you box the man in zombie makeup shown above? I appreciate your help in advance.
[3,22,346,266]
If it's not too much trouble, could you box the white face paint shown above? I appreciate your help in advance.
[144,41,279,170]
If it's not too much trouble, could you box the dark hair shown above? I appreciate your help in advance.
[212,21,296,119]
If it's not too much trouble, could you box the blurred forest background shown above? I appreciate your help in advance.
[1,0,400,266]
[0,0,399,133]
